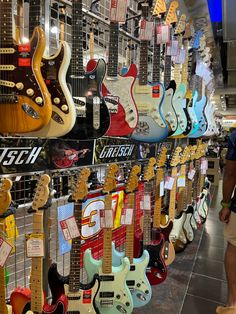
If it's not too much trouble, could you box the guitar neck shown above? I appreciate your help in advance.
[177,164,186,214]
[29,0,43,37]
[168,167,177,220]
[125,192,135,263]
[153,169,164,229]
[152,19,161,83]
[30,212,44,313]
[0,0,13,47]
[164,27,173,87]
[107,22,119,77]
[102,194,113,274]
[139,41,149,85]
[186,162,194,204]
[143,181,152,246]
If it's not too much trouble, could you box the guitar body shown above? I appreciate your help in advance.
[160,220,176,266]
[47,263,99,314]
[188,95,207,138]
[112,243,152,307]
[65,58,110,139]
[187,91,199,136]
[84,249,133,314]
[10,288,31,314]
[171,83,188,136]
[0,27,52,133]
[203,102,217,137]
[183,205,195,242]
[131,81,169,142]
[161,81,178,135]
[24,41,76,137]
[197,189,208,220]
[170,212,188,252]
[87,59,138,136]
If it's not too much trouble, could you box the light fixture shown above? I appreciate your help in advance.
[22,37,29,43]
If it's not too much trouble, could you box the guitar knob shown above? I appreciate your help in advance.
[61,104,68,112]
[35,97,43,104]
[136,283,141,288]
[145,290,149,294]
[16,82,24,90]
[125,302,130,307]
[116,294,121,299]
[26,88,34,96]
[54,97,60,104]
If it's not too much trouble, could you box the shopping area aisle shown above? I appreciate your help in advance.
[134,182,227,314]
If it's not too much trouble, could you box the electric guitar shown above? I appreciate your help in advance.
[84,164,134,314]
[87,1,138,137]
[131,1,169,142]
[65,0,110,139]
[112,165,152,307]
[0,0,52,134]
[47,168,100,313]
[0,179,13,314]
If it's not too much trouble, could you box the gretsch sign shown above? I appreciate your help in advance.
[0,147,42,166]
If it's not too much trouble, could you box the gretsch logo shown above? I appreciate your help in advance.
[99,145,135,159]
[0,147,43,166]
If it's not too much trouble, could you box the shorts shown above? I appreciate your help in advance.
[224,211,236,246]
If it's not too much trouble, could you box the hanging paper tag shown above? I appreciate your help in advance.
[26,234,44,257]
[15,176,22,182]
[144,193,151,211]
[121,208,134,225]
[164,176,175,190]
[0,237,13,267]
[156,25,170,44]
[177,175,186,187]
[60,216,80,241]
[167,40,179,56]
[188,169,196,180]
[100,209,113,228]
[201,159,208,173]
[140,20,154,41]
[110,0,128,22]
[160,180,165,197]
[174,48,186,64]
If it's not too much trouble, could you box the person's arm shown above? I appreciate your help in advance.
[222,160,236,203]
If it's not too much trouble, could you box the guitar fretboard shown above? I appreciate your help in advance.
[125,192,135,263]
[152,19,161,83]
[0,0,12,47]
[28,0,43,37]
[168,167,177,220]
[102,194,113,274]
[139,41,149,85]
[143,181,153,246]
[107,22,119,78]
[153,169,164,229]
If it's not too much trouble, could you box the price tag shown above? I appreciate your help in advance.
[15,176,22,182]
[100,209,113,228]
[156,25,170,44]
[140,20,154,41]
[144,193,151,211]
[164,176,175,190]
[121,208,134,225]
[177,175,186,187]
[110,0,128,22]
[188,169,196,180]
[174,48,186,64]
[26,234,44,258]
[160,180,164,197]
[201,159,208,172]
[168,40,179,56]
[0,237,13,267]
[60,216,80,241]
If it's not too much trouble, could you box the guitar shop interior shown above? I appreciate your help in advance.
[0,0,235,314]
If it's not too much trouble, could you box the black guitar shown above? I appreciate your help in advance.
[65,0,110,139]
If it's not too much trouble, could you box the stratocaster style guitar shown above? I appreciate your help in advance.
[112,165,152,307]
[47,168,100,314]
[0,0,52,134]
[84,164,134,314]
[131,2,169,142]
[65,0,110,139]
[0,179,13,314]
[23,1,76,137]
[87,1,138,137]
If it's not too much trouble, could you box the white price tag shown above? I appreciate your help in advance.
[160,180,164,197]
[110,0,128,22]
[174,48,186,64]
[156,25,170,44]
[144,193,151,211]
[100,209,113,228]
[121,208,134,225]
[140,200,144,210]
[26,234,44,258]
[60,216,80,241]
[177,175,186,187]
[140,20,154,41]
[201,159,208,172]
[188,169,196,181]
[0,237,12,267]
[164,176,175,190]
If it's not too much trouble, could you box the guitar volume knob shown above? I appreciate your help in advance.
[26,88,34,96]
[116,294,121,299]
[54,97,60,104]
[16,82,24,90]
[61,104,68,112]
[35,97,43,104]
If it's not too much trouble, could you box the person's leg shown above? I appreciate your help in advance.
[225,242,236,307]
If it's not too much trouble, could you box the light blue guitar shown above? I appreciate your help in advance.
[187,91,199,136]
[188,95,207,138]
[112,165,152,308]
[84,164,134,314]
[171,83,188,136]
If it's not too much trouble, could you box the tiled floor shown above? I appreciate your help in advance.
[134,182,228,314]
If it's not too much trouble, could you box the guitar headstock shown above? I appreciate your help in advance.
[180,146,191,164]
[103,164,119,194]
[0,178,13,216]
[140,1,149,19]
[170,146,182,167]
[32,174,50,211]
[143,157,156,182]
[183,21,192,39]
[72,168,91,202]
[165,1,179,25]
[125,165,141,193]
[156,147,168,167]
[152,0,167,16]
[175,14,186,35]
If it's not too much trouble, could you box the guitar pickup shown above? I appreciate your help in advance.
[126,280,135,286]
[100,291,114,298]
[104,96,119,113]
[100,300,114,307]
[99,275,114,281]
[130,265,136,271]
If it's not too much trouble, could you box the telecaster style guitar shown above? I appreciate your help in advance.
[112,165,152,308]
[84,164,134,314]
[22,1,76,137]
[0,0,52,134]
[0,179,13,314]
[131,2,169,142]
[47,168,100,314]
[87,0,138,137]
[65,0,110,139]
